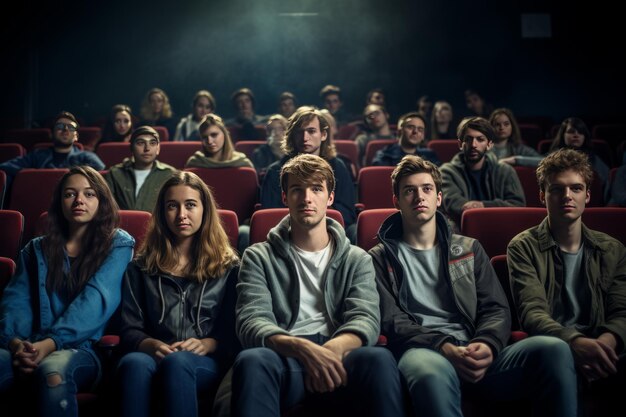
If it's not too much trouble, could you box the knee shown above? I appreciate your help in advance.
[525,336,574,368]
[399,352,457,389]
[346,347,397,373]
[233,348,280,379]
[117,352,156,377]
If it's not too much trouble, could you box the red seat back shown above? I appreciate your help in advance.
[234,141,264,160]
[9,168,68,243]
[249,208,344,245]
[77,127,102,151]
[0,143,26,163]
[218,209,239,250]
[582,207,626,245]
[427,139,460,163]
[461,207,547,259]
[357,166,395,210]
[356,208,398,252]
[0,209,24,260]
[334,140,360,170]
[96,142,132,168]
[0,256,17,299]
[159,141,202,169]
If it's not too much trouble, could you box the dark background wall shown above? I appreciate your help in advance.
[1,0,623,130]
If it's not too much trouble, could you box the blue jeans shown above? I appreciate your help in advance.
[0,347,99,417]
[231,345,405,417]
[116,350,221,417]
[398,335,577,417]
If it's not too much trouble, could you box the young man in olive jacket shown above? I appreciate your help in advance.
[231,154,404,417]
[370,155,577,417]
[508,148,626,415]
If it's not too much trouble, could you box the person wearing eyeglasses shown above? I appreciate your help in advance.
[0,111,105,187]
[371,112,441,167]
[105,126,176,212]
[355,104,395,167]
[440,116,525,231]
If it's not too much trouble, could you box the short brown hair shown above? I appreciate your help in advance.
[391,155,443,196]
[280,154,336,195]
[536,148,593,192]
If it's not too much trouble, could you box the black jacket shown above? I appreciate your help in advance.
[120,261,239,361]
[369,211,511,359]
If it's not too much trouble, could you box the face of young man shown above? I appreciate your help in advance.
[394,172,442,228]
[279,98,295,118]
[324,94,342,114]
[131,134,160,169]
[541,169,590,225]
[364,104,388,131]
[460,127,492,165]
[282,175,334,230]
[52,117,78,148]
[295,117,327,156]
[399,117,426,149]
[235,94,253,115]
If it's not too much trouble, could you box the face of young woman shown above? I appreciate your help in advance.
[164,185,204,242]
[193,96,213,121]
[61,174,99,227]
[563,124,585,148]
[150,93,165,114]
[493,113,512,141]
[114,110,133,136]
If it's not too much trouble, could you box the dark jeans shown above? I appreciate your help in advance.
[116,351,221,417]
[231,335,404,417]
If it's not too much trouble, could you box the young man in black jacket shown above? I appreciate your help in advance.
[369,155,577,417]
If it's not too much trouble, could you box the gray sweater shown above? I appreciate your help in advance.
[236,216,380,348]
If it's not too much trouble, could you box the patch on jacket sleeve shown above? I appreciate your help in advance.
[450,244,463,257]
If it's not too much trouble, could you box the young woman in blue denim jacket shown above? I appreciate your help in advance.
[0,166,135,417]
[117,171,239,417]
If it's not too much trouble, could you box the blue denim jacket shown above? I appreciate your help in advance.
[0,229,134,351]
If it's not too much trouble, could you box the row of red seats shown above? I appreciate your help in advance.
[0,164,621,248]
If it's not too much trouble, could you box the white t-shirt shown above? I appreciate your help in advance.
[289,240,334,337]
[133,169,151,197]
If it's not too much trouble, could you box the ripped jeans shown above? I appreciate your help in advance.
[0,347,100,417]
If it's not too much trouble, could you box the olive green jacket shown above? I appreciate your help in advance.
[508,217,626,352]
[105,158,176,212]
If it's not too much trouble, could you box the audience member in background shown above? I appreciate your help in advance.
[320,84,354,127]
[320,108,358,183]
[0,166,134,417]
[105,126,176,212]
[231,154,404,417]
[0,111,105,187]
[225,88,266,141]
[355,104,395,166]
[100,104,136,144]
[117,171,239,417]
[488,108,541,165]
[277,91,297,119]
[416,94,433,121]
[464,88,493,118]
[508,148,626,417]
[371,155,576,417]
[185,114,253,169]
[440,116,525,230]
[260,106,357,239]
[549,117,610,184]
[251,114,287,179]
[173,90,216,142]
[429,100,457,140]
[139,88,177,140]
[366,87,386,107]
[372,112,440,167]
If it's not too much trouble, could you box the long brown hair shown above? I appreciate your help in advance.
[138,171,238,280]
[45,166,120,299]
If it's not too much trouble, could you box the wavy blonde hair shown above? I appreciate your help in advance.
[138,171,238,280]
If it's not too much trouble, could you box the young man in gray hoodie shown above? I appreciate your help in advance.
[231,153,404,417]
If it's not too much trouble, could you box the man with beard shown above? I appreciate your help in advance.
[0,111,105,186]
[440,116,525,230]
[371,112,440,167]
[231,153,404,417]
